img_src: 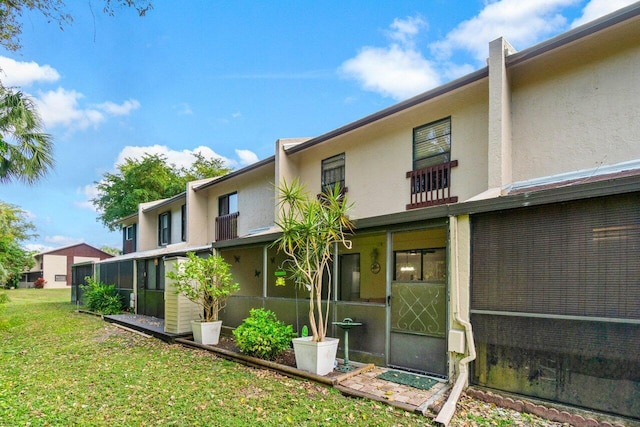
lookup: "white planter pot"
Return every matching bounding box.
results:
[191,320,222,345]
[292,336,339,376]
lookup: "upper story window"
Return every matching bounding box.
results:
[123,224,137,254]
[321,153,346,192]
[216,192,239,241]
[181,204,187,242]
[219,192,238,216]
[413,117,451,170]
[158,212,171,246]
[407,117,458,209]
[125,225,135,240]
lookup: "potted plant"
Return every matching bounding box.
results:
[166,252,239,345]
[274,179,353,375]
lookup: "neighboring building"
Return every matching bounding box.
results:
[83,5,640,420]
[22,243,114,289]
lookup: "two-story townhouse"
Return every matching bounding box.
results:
[212,6,640,420]
[78,4,640,421]
[93,192,210,318]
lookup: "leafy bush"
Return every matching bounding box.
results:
[81,277,124,315]
[233,308,295,361]
[33,277,46,289]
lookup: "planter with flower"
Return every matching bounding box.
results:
[274,179,353,375]
[166,252,239,345]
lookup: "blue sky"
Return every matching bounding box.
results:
[1,0,635,252]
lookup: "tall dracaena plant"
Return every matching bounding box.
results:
[274,178,353,342]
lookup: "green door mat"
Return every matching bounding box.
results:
[376,370,439,391]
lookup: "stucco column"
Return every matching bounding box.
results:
[488,37,517,191]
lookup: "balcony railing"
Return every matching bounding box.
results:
[406,160,458,210]
[215,212,239,241]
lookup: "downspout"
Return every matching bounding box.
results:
[435,216,476,426]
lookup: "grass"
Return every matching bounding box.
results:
[0,289,432,426]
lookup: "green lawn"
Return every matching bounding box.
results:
[0,289,432,426]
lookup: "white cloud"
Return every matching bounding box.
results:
[96,99,140,116]
[0,56,60,87]
[75,184,100,211]
[571,0,637,27]
[235,149,259,166]
[340,1,619,100]
[341,46,442,100]
[174,102,193,115]
[386,16,426,47]
[430,0,577,64]
[24,243,55,253]
[35,88,140,131]
[340,16,441,100]
[36,88,105,130]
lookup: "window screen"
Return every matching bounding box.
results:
[413,118,451,170]
[470,193,640,419]
[471,193,640,319]
[321,153,345,191]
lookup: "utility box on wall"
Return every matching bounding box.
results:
[448,329,466,354]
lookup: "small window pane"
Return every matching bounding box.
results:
[321,153,345,190]
[413,118,451,170]
[228,193,238,214]
[159,212,170,245]
[125,225,134,240]
[146,259,157,290]
[339,254,360,301]
[219,192,238,216]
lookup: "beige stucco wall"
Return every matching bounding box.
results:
[137,198,187,250]
[138,201,158,251]
[185,179,212,246]
[43,254,68,288]
[205,164,275,242]
[510,20,640,183]
[282,81,489,220]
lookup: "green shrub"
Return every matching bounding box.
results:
[81,277,124,315]
[233,308,295,361]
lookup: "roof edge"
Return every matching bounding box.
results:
[286,67,488,154]
[194,155,275,192]
[141,191,187,213]
[507,2,640,67]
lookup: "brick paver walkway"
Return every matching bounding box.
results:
[336,366,450,416]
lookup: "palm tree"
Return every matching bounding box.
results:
[0,88,54,184]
